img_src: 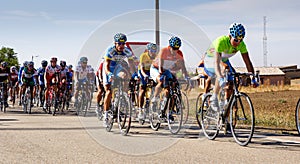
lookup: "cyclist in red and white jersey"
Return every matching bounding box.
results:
[43,57,61,109]
[9,66,19,101]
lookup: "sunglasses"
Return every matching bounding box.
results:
[117,42,126,45]
[233,38,243,43]
[150,49,157,53]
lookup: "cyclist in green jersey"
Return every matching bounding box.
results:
[203,23,259,111]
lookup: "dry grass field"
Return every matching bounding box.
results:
[186,83,300,131]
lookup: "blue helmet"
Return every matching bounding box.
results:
[80,57,88,63]
[229,23,245,40]
[23,61,28,67]
[146,42,157,52]
[114,33,127,43]
[169,36,182,49]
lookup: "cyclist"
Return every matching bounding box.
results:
[137,42,157,121]
[9,66,19,102]
[66,65,74,102]
[102,33,135,126]
[18,61,28,106]
[74,57,93,107]
[203,23,259,112]
[58,60,68,88]
[37,60,48,107]
[0,62,11,107]
[150,36,189,116]
[21,61,38,107]
[43,57,61,110]
[95,59,105,113]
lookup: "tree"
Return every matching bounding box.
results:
[0,47,19,67]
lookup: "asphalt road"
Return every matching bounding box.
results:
[1,103,300,163]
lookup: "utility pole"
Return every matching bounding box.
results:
[155,0,160,47]
[263,16,268,67]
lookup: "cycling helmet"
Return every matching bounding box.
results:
[68,64,73,69]
[50,57,58,62]
[169,36,182,49]
[23,61,28,67]
[60,60,66,67]
[41,60,48,67]
[80,57,88,63]
[146,42,157,52]
[10,66,16,72]
[28,61,34,66]
[229,23,246,40]
[114,33,127,43]
[1,61,8,68]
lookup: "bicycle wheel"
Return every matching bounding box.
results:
[295,99,300,135]
[117,94,132,136]
[181,92,189,124]
[201,93,219,140]
[12,87,16,107]
[52,92,56,116]
[149,98,161,131]
[106,110,114,132]
[167,93,183,134]
[27,88,32,114]
[22,94,27,113]
[230,92,255,146]
[195,93,203,128]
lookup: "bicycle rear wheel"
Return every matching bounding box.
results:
[201,93,219,140]
[230,92,255,146]
[117,94,132,136]
[181,92,189,124]
[26,89,32,114]
[167,93,183,134]
[295,99,300,135]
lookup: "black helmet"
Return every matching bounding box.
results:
[41,60,48,67]
[60,60,66,67]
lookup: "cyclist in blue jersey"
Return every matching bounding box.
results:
[37,60,48,107]
[102,33,135,127]
[18,61,28,106]
[66,65,74,101]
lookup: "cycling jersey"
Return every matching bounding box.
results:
[138,52,152,71]
[204,35,248,76]
[10,70,18,82]
[152,46,184,70]
[75,65,93,80]
[0,67,10,82]
[37,67,46,85]
[103,45,133,74]
[59,67,68,80]
[18,66,25,82]
[66,70,73,84]
[45,65,61,82]
[21,67,37,86]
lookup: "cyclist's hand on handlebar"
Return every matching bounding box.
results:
[252,79,259,88]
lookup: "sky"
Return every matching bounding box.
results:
[1,0,299,70]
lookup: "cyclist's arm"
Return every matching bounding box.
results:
[241,52,255,74]
[104,59,112,75]
[215,52,224,79]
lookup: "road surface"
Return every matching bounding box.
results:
[1,104,300,163]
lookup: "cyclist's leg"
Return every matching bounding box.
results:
[150,65,162,101]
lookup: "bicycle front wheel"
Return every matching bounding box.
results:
[117,94,132,136]
[295,98,300,135]
[195,93,203,128]
[230,92,255,146]
[167,93,183,134]
[201,93,219,140]
[181,92,189,124]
